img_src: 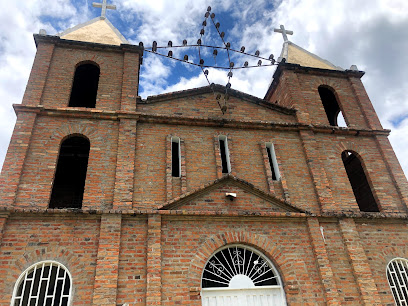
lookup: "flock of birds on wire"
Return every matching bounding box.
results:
[138,6,278,114]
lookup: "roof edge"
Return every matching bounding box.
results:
[141,84,296,115]
[158,174,307,213]
[264,60,365,100]
[57,16,129,44]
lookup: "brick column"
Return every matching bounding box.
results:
[113,118,137,210]
[22,42,55,106]
[0,212,9,245]
[339,218,381,305]
[92,214,122,305]
[349,77,383,130]
[0,112,37,207]
[374,135,408,211]
[146,214,162,305]
[307,218,340,305]
[120,52,140,112]
[299,130,335,212]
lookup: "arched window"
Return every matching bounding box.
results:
[341,150,379,212]
[68,63,100,108]
[387,258,408,305]
[49,136,90,209]
[201,245,286,305]
[318,86,346,127]
[11,261,72,306]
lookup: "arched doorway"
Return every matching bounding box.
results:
[201,245,286,305]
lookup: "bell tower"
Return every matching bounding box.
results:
[0,6,143,210]
[265,26,408,214]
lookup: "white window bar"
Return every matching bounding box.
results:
[266,142,280,181]
[11,260,72,306]
[202,245,283,289]
[218,135,231,174]
[387,258,408,306]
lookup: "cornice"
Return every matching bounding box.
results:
[33,34,144,56]
[13,104,391,136]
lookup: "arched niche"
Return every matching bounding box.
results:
[341,150,379,212]
[49,135,90,209]
[201,244,286,305]
[318,86,346,127]
[68,62,100,108]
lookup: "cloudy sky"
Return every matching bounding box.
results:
[0,0,407,178]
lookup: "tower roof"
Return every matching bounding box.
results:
[279,40,343,71]
[58,16,128,46]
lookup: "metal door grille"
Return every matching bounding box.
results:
[387,258,408,306]
[11,261,72,306]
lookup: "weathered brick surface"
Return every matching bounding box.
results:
[0,112,36,207]
[137,93,296,123]
[146,214,162,305]
[322,221,363,304]
[306,218,340,305]
[0,214,100,305]
[14,116,119,210]
[116,216,147,305]
[41,46,125,111]
[339,218,381,305]
[356,220,408,305]
[92,214,122,305]
[0,35,407,306]
[161,217,325,305]
[21,42,55,107]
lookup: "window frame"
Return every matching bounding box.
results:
[386,257,408,306]
[10,260,73,306]
[265,142,280,181]
[218,135,231,174]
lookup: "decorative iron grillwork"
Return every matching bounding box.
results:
[202,245,279,288]
[387,258,408,306]
[142,6,278,114]
[11,261,72,306]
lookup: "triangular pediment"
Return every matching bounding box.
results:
[138,85,296,123]
[159,175,305,213]
[59,17,128,46]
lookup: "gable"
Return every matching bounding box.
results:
[59,17,128,46]
[159,176,303,213]
[138,87,296,123]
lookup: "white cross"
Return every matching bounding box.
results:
[92,0,116,19]
[274,25,293,42]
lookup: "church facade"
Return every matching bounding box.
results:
[0,8,408,306]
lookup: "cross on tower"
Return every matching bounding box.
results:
[92,0,116,19]
[274,25,293,42]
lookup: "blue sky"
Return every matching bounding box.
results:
[0,0,407,177]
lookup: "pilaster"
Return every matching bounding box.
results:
[339,218,381,305]
[299,129,335,212]
[0,112,37,207]
[146,214,162,305]
[113,119,137,210]
[374,135,408,211]
[349,77,383,130]
[120,52,140,112]
[307,217,340,305]
[22,42,55,106]
[92,214,122,305]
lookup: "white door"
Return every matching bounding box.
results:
[202,286,285,306]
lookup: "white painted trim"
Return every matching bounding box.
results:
[266,142,280,181]
[10,260,73,306]
[218,135,231,174]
